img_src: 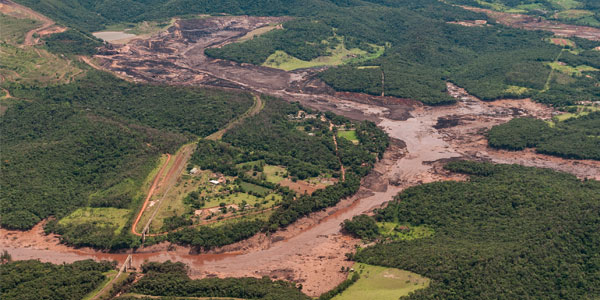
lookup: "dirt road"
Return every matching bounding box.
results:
[132,154,171,236]
[329,121,346,181]
[205,94,263,140]
[0,0,66,45]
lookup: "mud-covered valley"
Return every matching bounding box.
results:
[3,15,600,297]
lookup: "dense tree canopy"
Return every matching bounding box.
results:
[0,259,114,300]
[354,161,600,299]
[488,113,600,160]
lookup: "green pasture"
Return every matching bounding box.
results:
[59,207,130,234]
[332,263,430,300]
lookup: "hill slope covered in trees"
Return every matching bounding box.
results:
[352,161,600,299]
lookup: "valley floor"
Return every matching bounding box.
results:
[3,10,600,297]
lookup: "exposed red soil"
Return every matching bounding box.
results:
[132,154,171,236]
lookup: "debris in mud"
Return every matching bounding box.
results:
[434,116,461,129]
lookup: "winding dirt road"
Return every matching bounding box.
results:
[0,0,66,45]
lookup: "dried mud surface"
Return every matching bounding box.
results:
[3,16,600,297]
[462,6,600,41]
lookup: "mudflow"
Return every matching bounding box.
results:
[3,16,600,297]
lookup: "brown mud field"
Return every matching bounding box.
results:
[3,15,600,297]
[461,5,600,41]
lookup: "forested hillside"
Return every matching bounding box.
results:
[352,161,600,299]
[1,70,253,239]
[488,113,600,160]
[0,259,115,300]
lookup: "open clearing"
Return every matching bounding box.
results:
[546,61,598,76]
[332,263,429,300]
[0,43,83,85]
[548,38,575,47]
[263,41,384,71]
[337,130,359,143]
[0,13,42,44]
[59,207,130,234]
[552,104,600,123]
[0,0,66,45]
[0,4,82,86]
[377,222,434,241]
[238,23,282,42]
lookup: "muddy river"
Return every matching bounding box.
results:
[4,16,600,297]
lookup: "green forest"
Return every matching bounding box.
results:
[488,113,600,160]
[350,161,600,299]
[1,70,253,247]
[0,259,115,300]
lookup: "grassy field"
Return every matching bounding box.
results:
[0,12,84,86]
[548,0,582,10]
[552,105,600,123]
[555,9,594,20]
[0,43,84,86]
[59,207,130,234]
[333,263,430,300]
[546,61,598,76]
[377,222,434,241]
[504,85,532,96]
[263,165,287,184]
[203,191,281,208]
[337,130,359,143]
[0,14,42,44]
[263,40,383,71]
[144,161,284,231]
[121,294,246,300]
[240,181,271,195]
